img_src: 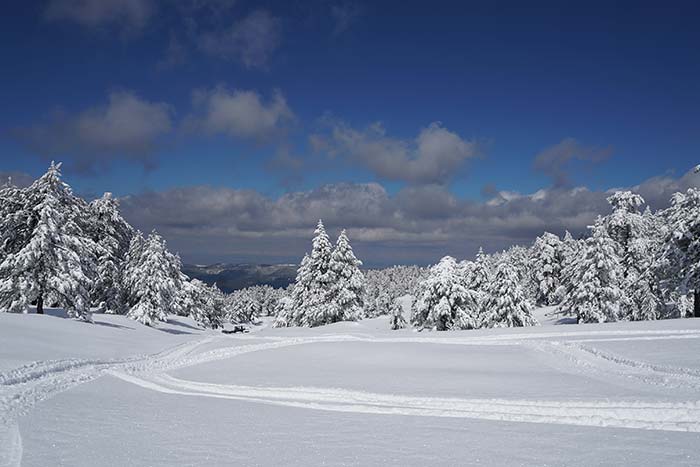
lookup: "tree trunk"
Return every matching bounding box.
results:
[694,289,700,318]
[36,295,44,315]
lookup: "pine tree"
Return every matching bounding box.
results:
[411,256,480,330]
[123,230,183,326]
[659,188,700,317]
[562,219,623,323]
[328,230,364,322]
[530,232,563,305]
[470,247,492,292]
[388,298,407,330]
[178,279,224,329]
[482,261,539,328]
[86,192,134,314]
[0,162,96,320]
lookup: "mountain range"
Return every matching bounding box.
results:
[182,263,297,293]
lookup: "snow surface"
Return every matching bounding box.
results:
[3,308,700,466]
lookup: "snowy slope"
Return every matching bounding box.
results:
[3,309,700,466]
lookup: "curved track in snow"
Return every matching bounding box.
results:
[108,371,700,433]
[3,324,700,467]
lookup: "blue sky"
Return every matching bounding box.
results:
[1,0,699,265]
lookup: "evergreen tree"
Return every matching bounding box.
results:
[123,230,183,326]
[87,192,134,313]
[562,219,623,323]
[659,188,700,317]
[556,230,584,303]
[178,279,224,329]
[470,247,492,292]
[0,162,96,320]
[411,256,480,330]
[482,261,538,328]
[530,232,563,305]
[328,230,364,322]
[389,298,407,330]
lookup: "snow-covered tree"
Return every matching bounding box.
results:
[327,230,364,322]
[412,256,480,330]
[530,232,563,305]
[502,245,537,303]
[470,247,492,292]
[659,187,700,317]
[86,192,134,313]
[274,220,341,327]
[482,261,538,328]
[388,298,407,330]
[363,265,426,317]
[123,230,183,326]
[562,219,623,323]
[178,279,224,329]
[556,230,585,303]
[0,162,96,320]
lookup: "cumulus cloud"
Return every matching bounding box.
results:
[632,166,700,210]
[12,91,172,172]
[122,166,700,266]
[198,10,281,69]
[45,0,155,31]
[533,137,613,187]
[119,179,617,266]
[310,120,477,185]
[187,86,294,143]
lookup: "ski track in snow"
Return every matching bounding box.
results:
[527,340,700,392]
[3,325,700,465]
[108,371,700,433]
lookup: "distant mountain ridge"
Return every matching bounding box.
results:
[182,263,297,293]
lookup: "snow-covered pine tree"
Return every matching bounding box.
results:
[659,187,700,317]
[328,229,364,322]
[274,253,311,327]
[178,279,224,329]
[470,247,492,292]
[389,298,407,330]
[605,191,645,275]
[304,220,336,326]
[502,245,537,303]
[530,232,563,306]
[273,220,337,327]
[561,218,623,323]
[0,178,29,265]
[411,256,480,330]
[481,261,538,328]
[86,192,134,314]
[556,230,584,303]
[123,230,183,326]
[0,162,96,320]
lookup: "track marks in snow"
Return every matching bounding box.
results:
[529,340,700,392]
[109,372,700,433]
[0,337,216,424]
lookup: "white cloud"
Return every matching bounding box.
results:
[13,91,172,172]
[311,120,477,184]
[188,86,294,142]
